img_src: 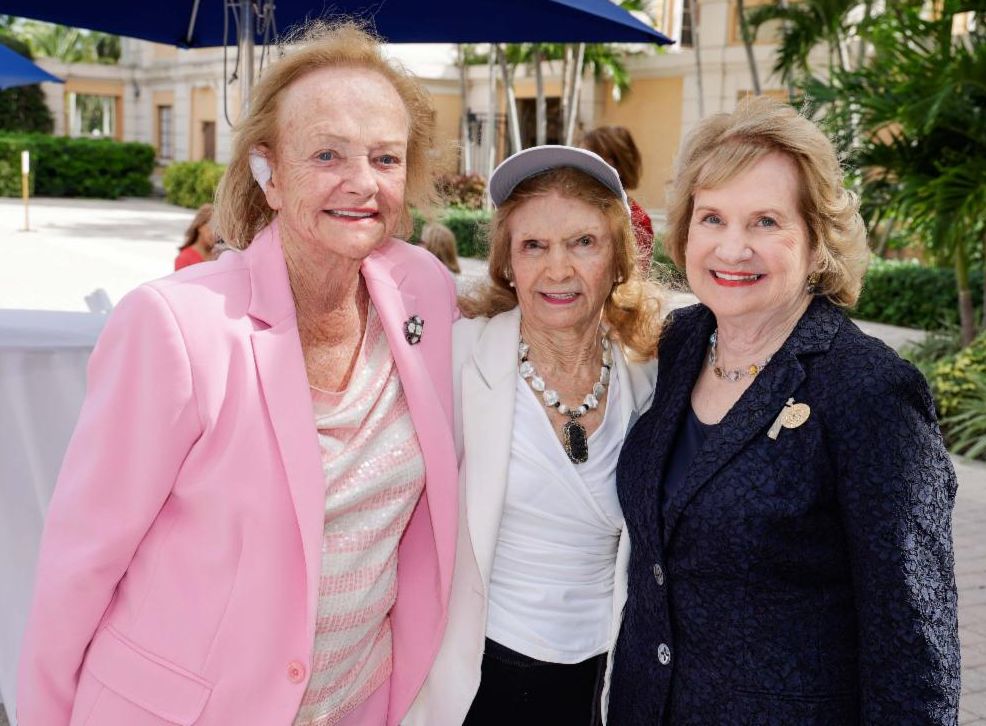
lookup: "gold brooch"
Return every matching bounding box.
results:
[767,397,811,440]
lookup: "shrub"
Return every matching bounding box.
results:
[929,333,986,462]
[163,160,225,208]
[0,35,55,134]
[0,133,154,198]
[435,173,486,210]
[941,371,986,461]
[928,332,986,420]
[441,207,489,258]
[854,258,984,330]
[410,207,491,259]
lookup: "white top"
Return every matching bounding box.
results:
[486,356,625,663]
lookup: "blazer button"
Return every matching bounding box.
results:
[652,563,665,586]
[287,660,307,684]
[657,643,672,666]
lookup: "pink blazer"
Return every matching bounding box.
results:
[17,223,459,725]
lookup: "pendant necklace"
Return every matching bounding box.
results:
[518,333,612,464]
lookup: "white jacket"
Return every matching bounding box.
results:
[405,306,658,725]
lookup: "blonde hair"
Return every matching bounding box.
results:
[581,126,643,190]
[665,96,869,308]
[460,167,663,360]
[421,222,460,274]
[180,203,214,250]
[215,21,439,249]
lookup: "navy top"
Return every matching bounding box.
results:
[661,406,715,522]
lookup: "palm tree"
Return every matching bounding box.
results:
[745,0,858,89]
[17,20,120,64]
[806,0,986,344]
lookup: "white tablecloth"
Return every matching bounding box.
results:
[0,310,105,724]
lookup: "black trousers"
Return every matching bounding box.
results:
[464,638,607,726]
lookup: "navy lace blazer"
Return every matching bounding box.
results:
[609,298,960,725]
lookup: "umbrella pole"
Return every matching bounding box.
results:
[239,0,254,114]
[21,151,30,233]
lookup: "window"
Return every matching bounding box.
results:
[680,0,694,48]
[158,105,173,160]
[68,93,117,138]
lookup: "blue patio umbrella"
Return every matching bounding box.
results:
[0,43,64,90]
[0,0,672,46]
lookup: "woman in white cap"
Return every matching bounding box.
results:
[406,146,664,725]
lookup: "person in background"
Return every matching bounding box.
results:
[581,126,654,273]
[18,21,459,726]
[174,202,216,270]
[608,96,959,724]
[406,146,662,726]
[421,221,461,274]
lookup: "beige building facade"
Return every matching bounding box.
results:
[33,0,792,215]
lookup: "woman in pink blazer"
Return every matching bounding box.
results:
[17,22,458,726]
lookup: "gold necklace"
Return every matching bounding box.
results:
[707,329,771,382]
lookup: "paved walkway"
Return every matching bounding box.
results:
[0,197,982,724]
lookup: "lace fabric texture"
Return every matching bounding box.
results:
[609,298,960,725]
[294,304,425,726]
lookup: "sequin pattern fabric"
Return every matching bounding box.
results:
[294,304,425,726]
[609,299,960,725]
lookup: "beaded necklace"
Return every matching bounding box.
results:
[518,334,613,464]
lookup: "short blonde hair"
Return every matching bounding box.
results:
[215,21,439,248]
[421,222,460,274]
[665,96,868,307]
[460,167,663,360]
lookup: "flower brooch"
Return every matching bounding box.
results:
[404,315,424,345]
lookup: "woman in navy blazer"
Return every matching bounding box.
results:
[609,97,960,724]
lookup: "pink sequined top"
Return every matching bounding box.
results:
[294,304,425,726]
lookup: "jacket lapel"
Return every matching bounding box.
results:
[245,223,326,633]
[362,244,458,601]
[662,298,844,547]
[463,308,521,589]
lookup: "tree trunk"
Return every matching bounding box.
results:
[458,45,472,175]
[855,0,873,70]
[533,46,547,146]
[955,240,976,347]
[560,45,572,135]
[871,217,896,258]
[737,0,761,94]
[483,51,497,186]
[690,0,705,118]
[777,0,796,101]
[497,44,523,154]
[981,230,986,332]
[564,43,586,145]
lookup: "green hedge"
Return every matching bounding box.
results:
[411,207,491,258]
[854,258,984,330]
[0,133,154,198]
[162,160,226,208]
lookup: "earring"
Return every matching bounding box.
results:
[509,281,516,288]
[615,274,624,284]
[806,272,821,294]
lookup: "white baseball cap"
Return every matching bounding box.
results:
[488,145,630,212]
